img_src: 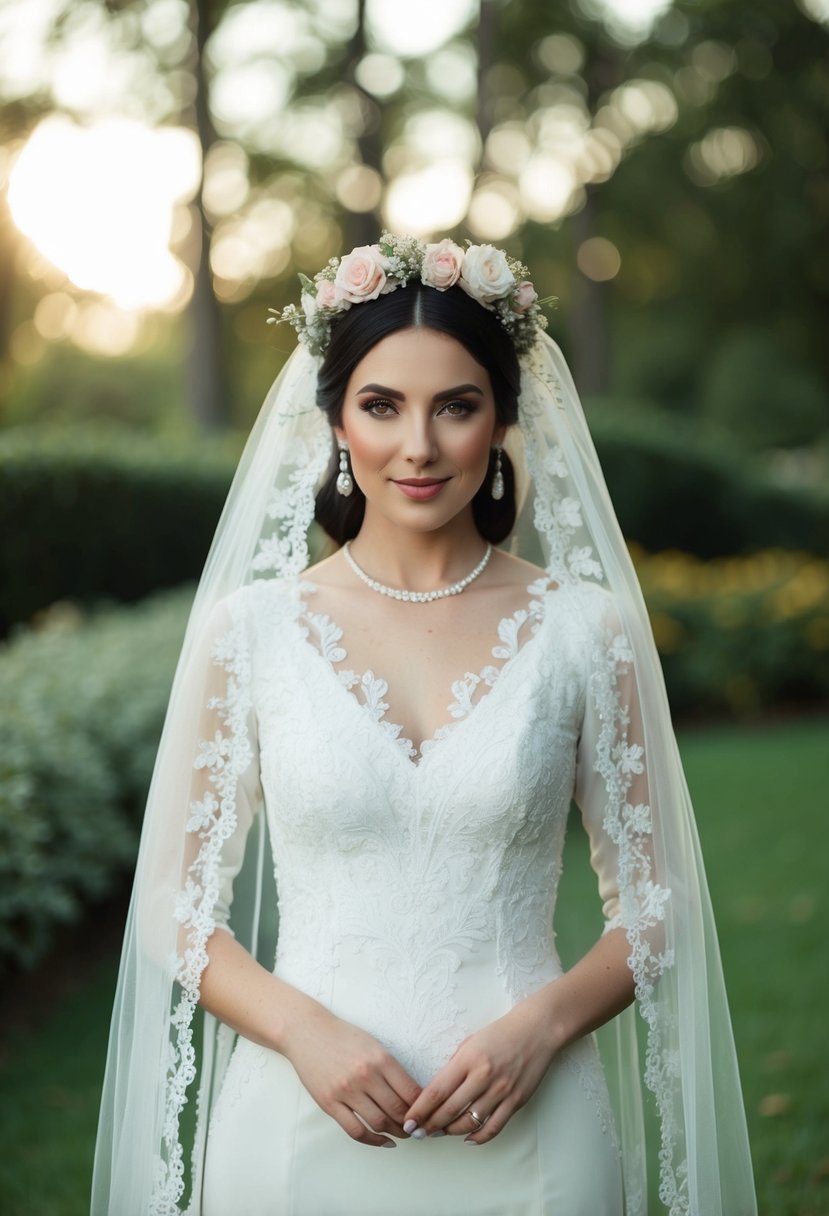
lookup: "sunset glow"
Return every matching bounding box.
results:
[8,115,200,311]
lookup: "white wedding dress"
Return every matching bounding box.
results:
[199,574,628,1215]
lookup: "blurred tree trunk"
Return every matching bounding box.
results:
[345,0,383,248]
[186,0,228,430]
[567,187,610,397]
[565,47,622,398]
[476,0,497,152]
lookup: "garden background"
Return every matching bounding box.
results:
[0,0,827,1212]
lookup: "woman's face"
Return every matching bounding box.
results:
[335,327,505,535]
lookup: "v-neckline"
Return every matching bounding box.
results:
[291,576,555,770]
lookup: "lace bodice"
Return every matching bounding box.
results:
[198,577,630,1087]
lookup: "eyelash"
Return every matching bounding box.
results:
[359,398,478,419]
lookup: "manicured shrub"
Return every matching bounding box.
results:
[0,428,237,635]
[0,587,191,973]
[635,546,829,717]
[589,406,829,559]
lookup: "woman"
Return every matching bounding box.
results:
[92,236,756,1215]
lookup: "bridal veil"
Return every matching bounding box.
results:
[91,322,756,1215]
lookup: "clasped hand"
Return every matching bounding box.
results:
[287,993,556,1148]
[402,993,556,1145]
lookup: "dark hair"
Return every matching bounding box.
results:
[314,282,520,545]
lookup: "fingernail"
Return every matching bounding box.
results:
[403,1119,418,1135]
[381,1140,396,1148]
[430,1130,447,1138]
[464,1138,479,1145]
[412,1127,427,1140]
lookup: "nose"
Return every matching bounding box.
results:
[402,411,438,468]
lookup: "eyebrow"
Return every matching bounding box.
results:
[355,382,485,402]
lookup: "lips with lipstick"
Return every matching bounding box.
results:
[392,477,451,500]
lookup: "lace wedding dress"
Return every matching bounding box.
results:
[198,572,630,1216]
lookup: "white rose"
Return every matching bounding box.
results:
[459,244,515,304]
[421,239,464,290]
[334,246,387,303]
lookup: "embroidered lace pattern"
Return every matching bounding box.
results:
[150,597,255,1215]
[587,622,681,1214]
[519,352,604,587]
[252,429,332,580]
[297,577,551,763]
[154,577,673,1209]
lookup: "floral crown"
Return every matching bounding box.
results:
[269,233,549,358]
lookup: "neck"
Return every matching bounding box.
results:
[347,507,488,591]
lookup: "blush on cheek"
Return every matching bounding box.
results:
[448,427,494,471]
[344,428,397,471]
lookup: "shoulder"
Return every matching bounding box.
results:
[489,549,549,590]
[204,577,304,641]
[542,578,621,647]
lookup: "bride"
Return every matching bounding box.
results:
[92,236,756,1215]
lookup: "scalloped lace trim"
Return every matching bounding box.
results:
[150,608,253,1215]
[588,629,684,1215]
[298,576,552,763]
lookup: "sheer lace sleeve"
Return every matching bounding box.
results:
[573,590,668,961]
[182,595,263,938]
[171,591,264,962]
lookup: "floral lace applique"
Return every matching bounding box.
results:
[588,617,683,1213]
[154,596,255,1214]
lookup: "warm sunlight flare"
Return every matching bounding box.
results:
[8,115,200,311]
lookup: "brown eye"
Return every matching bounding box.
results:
[441,400,476,417]
[362,398,397,417]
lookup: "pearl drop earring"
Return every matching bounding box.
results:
[336,443,353,497]
[491,445,504,501]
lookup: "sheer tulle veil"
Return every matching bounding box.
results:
[92,303,756,1213]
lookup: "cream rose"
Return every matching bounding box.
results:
[459,244,515,303]
[513,280,537,314]
[334,246,387,303]
[421,239,464,290]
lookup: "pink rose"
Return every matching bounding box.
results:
[421,239,464,290]
[513,280,537,314]
[316,279,343,310]
[334,246,387,303]
[459,244,515,304]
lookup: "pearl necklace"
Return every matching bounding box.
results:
[343,542,493,603]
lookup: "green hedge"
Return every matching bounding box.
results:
[0,587,191,974]
[587,404,829,560]
[2,421,828,633]
[0,429,238,635]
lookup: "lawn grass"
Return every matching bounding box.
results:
[0,717,826,1215]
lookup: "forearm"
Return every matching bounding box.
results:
[199,928,422,1146]
[531,926,635,1054]
[198,927,320,1054]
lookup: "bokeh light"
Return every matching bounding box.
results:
[8,115,200,311]
[577,237,622,281]
[366,0,476,57]
[384,162,472,237]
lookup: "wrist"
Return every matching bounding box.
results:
[521,982,571,1056]
[270,983,328,1057]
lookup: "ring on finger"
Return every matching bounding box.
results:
[468,1109,488,1129]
